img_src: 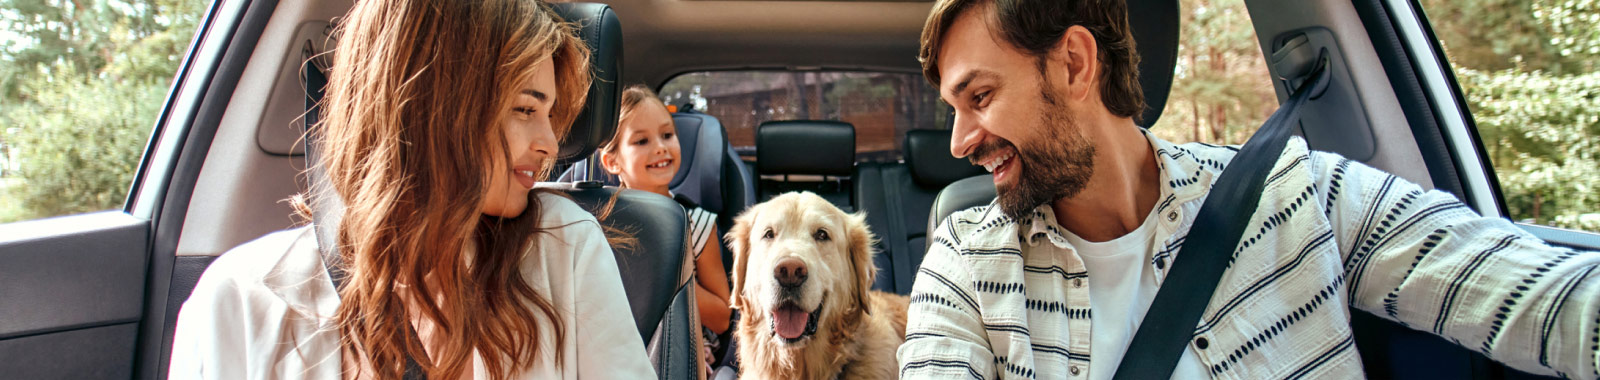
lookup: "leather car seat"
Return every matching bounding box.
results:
[755,120,856,211]
[854,129,984,294]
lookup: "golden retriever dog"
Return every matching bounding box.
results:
[726,192,910,380]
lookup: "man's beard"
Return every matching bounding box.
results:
[970,87,1096,221]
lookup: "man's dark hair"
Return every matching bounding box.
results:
[919,0,1144,122]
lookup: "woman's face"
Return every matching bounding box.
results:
[482,58,560,218]
[602,100,679,194]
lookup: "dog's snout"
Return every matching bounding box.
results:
[774,258,808,288]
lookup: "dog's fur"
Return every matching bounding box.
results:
[726,192,910,380]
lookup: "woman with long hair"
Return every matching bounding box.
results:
[168,0,653,378]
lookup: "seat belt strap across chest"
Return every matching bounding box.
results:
[305,54,430,380]
[1111,50,1329,380]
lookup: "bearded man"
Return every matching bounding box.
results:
[897,0,1600,379]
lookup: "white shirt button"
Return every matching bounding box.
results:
[1069,365,1081,376]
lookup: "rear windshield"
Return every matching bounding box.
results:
[659,71,951,162]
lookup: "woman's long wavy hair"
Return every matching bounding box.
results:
[313,0,590,378]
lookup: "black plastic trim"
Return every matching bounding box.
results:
[1399,0,1510,217]
[0,322,140,379]
[0,213,149,341]
[1348,0,1465,197]
[124,0,228,213]
[130,0,280,377]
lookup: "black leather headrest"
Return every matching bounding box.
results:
[757,120,855,176]
[1131,0,1179,127]
[551,3,623,165]
[926,174,996,252]
[905,129,985,188]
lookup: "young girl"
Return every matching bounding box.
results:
[599,85,734,369]
[168,0,653,378]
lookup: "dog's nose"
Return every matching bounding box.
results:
[774,258,808,288]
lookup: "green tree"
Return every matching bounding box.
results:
[1153,0,1276,145]
[1424,0,1600,231]
[1,0,202,223]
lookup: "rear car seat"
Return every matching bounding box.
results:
[669,111,753,275]
[555,111,752,222]
[755,120,856,211]
[854,129,985,294]
[537,4,701,379]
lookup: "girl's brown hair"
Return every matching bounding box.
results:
[599,84,667,155]
[315,0,590,378]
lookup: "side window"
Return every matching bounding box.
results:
[1418,0,1600,233]
[1149,0,1276,145]
[0,1,206,224]
[658,71,950,162]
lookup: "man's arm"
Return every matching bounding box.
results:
[897,219,999,379]
[1314,151,1600,379]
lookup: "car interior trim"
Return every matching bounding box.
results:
[1381,0,1504,218]
[135,0,280,377]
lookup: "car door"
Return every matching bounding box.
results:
[1242,0,1597,378]
[0,0,277,378]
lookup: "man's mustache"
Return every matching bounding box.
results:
[968,138,1017,166]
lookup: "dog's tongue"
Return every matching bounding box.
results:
[774,305,809,339]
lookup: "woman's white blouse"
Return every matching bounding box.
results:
[168,193,655,379]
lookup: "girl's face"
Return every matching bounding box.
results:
[602,100,680,195]
[482,59,560,218]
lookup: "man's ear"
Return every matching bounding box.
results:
[1050,25,1100,101]
[846,211,878,315]
[725,206,759,312]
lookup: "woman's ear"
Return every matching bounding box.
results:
[846,212,877,315]
[725,207,758,312]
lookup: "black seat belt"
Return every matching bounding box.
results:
[303,47,430,380]
[1111,47,1330,380]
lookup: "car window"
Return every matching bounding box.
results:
[1147,0,1275,146]
[0,1,205,224]
[1152,0,1273,146]
[659,71,950,162]
[1417,0,1600,233]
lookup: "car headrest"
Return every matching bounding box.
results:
[550,2,623,165]
[926,174,997,252]
[905,129,984,188]
[1131,0,1179,127]
[757,120,855,176]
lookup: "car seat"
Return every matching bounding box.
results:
[855,129,985,294]
[755,120,856,211]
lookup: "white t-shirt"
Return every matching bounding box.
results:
[1063,209,1209,380]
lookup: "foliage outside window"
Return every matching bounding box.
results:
[1,0,203,224]
[1421,0,1600,232]
[1147,0,1276,147]
[659,71,950,163]
[1155,0,1600,233]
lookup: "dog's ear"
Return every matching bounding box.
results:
[846,211,878,315]
[725,206,759,312]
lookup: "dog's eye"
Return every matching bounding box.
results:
[813,228,830,241]
[762,227,775,240]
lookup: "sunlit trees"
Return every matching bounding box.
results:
[0,0,200,222]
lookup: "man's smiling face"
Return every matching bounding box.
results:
[937,7,1098,220]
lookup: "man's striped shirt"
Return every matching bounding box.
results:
[896,133,1600,379]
